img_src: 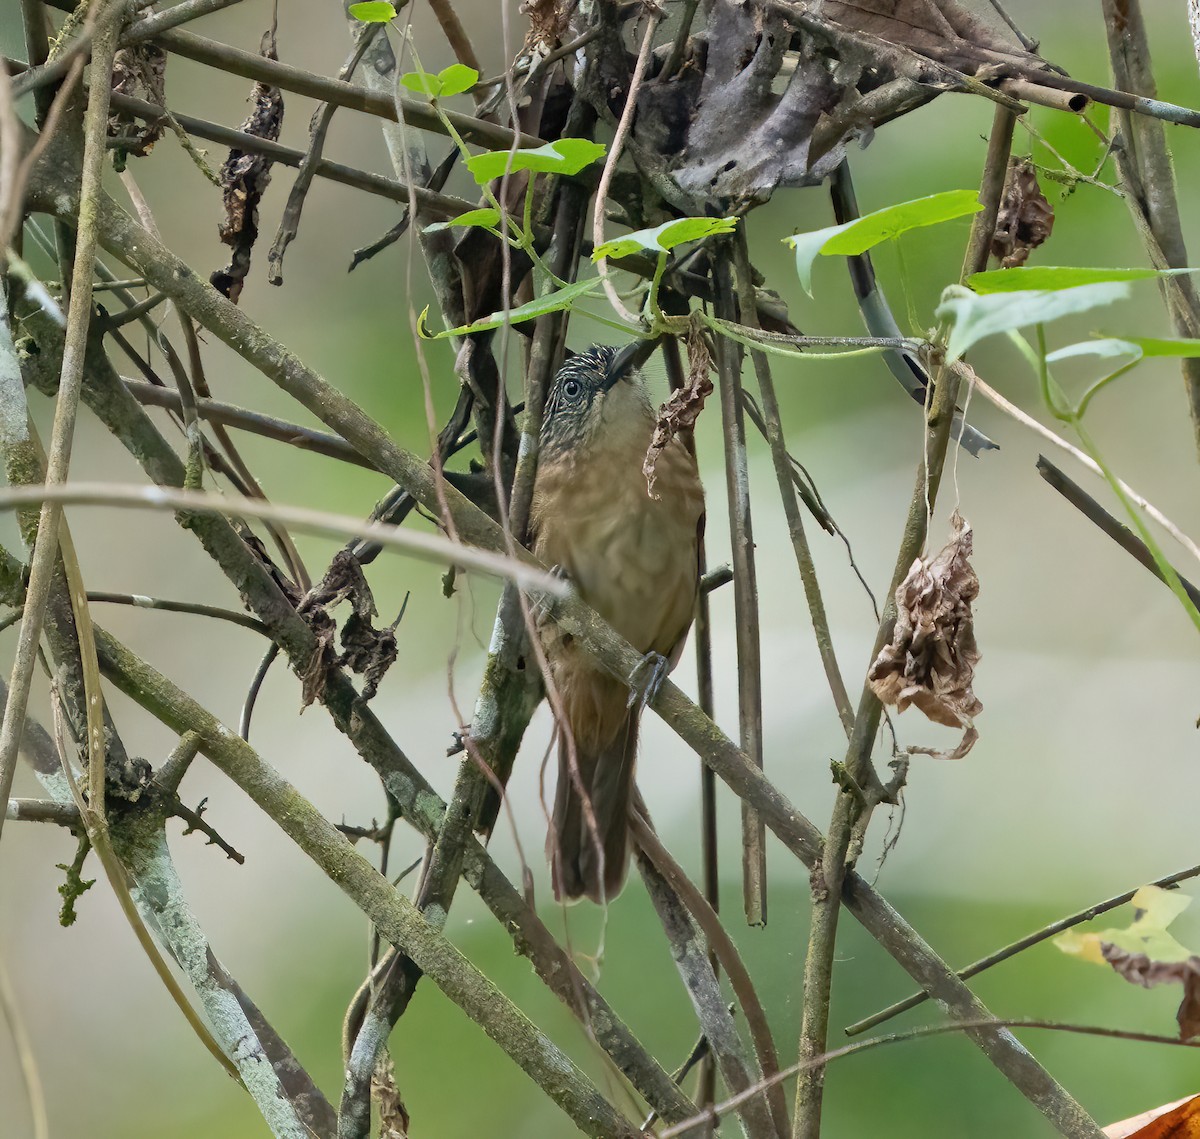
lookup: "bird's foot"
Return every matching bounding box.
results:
[627,651,671,710]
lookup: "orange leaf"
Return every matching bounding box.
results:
[1104,1095,1200,1138]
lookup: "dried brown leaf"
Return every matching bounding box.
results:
[372,1050,410,1139]
[643,326,712,498]
[991,158,1054,268]
[107,42,167,169]
[210,29,284,304]
[1101,944,1200,1041]
[1105,1095,1200,1138]
[868,510,981,759]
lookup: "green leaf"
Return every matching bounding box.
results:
[783,190,981,296]
[1119,335,1200,358]
[936,282,1131,362]
[423,208,502,234]
[419,277,602,338]
[592,216,738,261]
[1044,338,1142,365]
[1056,886,1195,967]
[465,139,606,185]
[968,266,1197,293]
[436,64,478,97]
[400,71,441,97]
[348,1,397,22]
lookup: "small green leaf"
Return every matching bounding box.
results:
[420,277,602,338]
[936,282,1131,362]
[465,139,606,185]
[436,64,478,97]
[593,216,738,261]
[1118,335,1200,358]
[401,70,441,97]
[783,190,981,296]
[822,190,982,255]
[348,1,397,22]
[424,208,502,234]
[968,266,1197,293]
[1044,338,1142,365]
[1056,886,1195,967]
[783,222,847,296]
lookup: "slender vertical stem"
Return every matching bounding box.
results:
[0,0,128,843]
[732,233,853,736]
[1100,0,1200,463]
[793,105,1017,1139]
[713,253,767,927]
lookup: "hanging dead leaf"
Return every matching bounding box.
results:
[107,41,167,170]
[643,323,712,498]
[990,157,1055,268]
[210,28,284,303]
[1105,1095,1200,1139]
[868,510,981,760]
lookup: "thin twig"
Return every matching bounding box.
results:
[1036,455,1200,609]
[792,105,1017,1139]
[0,954,49,1139]
[592,14,659,326]
[122,379,375,468]
[0,1,127,844]
[845,856,1200,1037]
[961,364,1200,568]
[633,810,789,1139]
[732,233,853,736]
[93,629,650,1139]
[1101,0,1200,462]
[0,481,564,594]
[712,254,767,928]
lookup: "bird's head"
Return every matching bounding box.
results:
[539,341,658,463]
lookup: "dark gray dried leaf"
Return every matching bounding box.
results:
[868,510,981,760]
[637,0,1041,210]
[299,608,338,710]
[643,325,712,497]
[107,42,167,170]
[339,611,398,702]
[1101,944,1200,1041]
[305,550,378,620]
[991,158,1055,268]
[211,29,284,304]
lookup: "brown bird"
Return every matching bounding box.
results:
[530,344,705,903]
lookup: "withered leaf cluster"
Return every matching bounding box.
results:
[299,552,398,707]
[107,42,167,171]
[210,30,284,304]
[868,511,981,760]
[991,157,1055,268]
[643,324,713,498]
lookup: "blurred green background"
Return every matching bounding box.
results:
[1,2,1199,1136]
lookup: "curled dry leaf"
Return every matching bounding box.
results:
[300,551,397,703]
[868,510,981,760]
[1104,1095,1200,1139]
[107,41,167,170]
[643,324,713,498]
[210,29,284,303]
[990,157,1054,269]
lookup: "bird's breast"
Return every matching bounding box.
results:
[532,436,703,656]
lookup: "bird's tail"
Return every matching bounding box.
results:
[549,707,640,904]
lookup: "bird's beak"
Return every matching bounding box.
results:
[601,337,661,391]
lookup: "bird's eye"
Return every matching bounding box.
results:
[562,379,582,399]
